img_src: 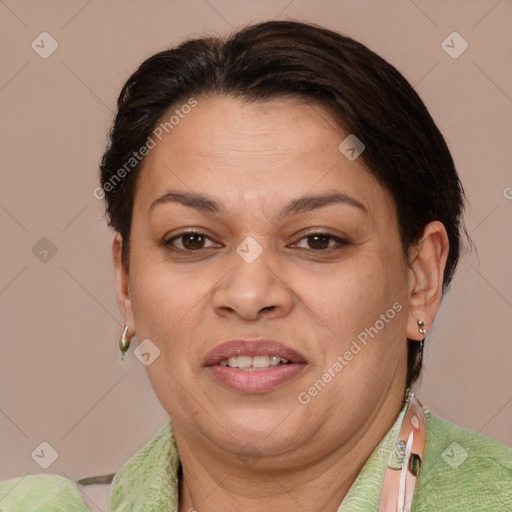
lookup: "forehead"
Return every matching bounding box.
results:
[133,94,394,221]
[153,95,346,162]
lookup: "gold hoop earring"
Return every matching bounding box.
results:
[119,325,131,360]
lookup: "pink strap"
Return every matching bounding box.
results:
[378,392,426,512]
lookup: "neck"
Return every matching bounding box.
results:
[176,389,406,512]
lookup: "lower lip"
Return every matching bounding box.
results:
[208,363,306,393]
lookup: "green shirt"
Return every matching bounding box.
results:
[1,403,511,511]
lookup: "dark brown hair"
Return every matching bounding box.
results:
[99,20,468,388]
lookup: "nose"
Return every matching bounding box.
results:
[211,244,294,322]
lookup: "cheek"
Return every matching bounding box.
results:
[129,256,205,346]
[307,266,408,395]
[128,260,207,413]
[303,250,406,340]
[310,261,409,394]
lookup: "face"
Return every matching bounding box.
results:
[117,95,416,466]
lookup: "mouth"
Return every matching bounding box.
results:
[204,339,306,393]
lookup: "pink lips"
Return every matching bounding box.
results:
[204,339,307,394]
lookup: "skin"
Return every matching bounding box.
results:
[113,95,449,511]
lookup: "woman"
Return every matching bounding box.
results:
[1,20,510,512]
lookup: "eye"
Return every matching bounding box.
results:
[163,230,348,253]
[164,231,221,251]
[292,232,348,251]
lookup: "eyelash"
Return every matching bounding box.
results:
[163,230,349,254]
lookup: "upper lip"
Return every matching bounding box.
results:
[204,339,306,366]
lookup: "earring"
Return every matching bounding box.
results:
[119,325,131,360]
[417,320,426,336]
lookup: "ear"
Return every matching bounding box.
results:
[406,221,450,341]
[113,233,135,337]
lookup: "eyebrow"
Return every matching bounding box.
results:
[148,190,368,218]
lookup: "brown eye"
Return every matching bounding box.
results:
[181,233,206,250]
[165,231,220,252]
[306,233,331,250]
[293,232,347,251]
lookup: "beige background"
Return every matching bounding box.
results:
[1,0,511,509]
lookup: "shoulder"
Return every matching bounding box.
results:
[0,473,90,511]
[413,409,512,511]
[109,421,179,512]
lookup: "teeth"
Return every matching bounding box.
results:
[219,355,290,370]
[252,355,270,367]
[269,355,280,366]
[237,355,252,369]
[227,357,238,368]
